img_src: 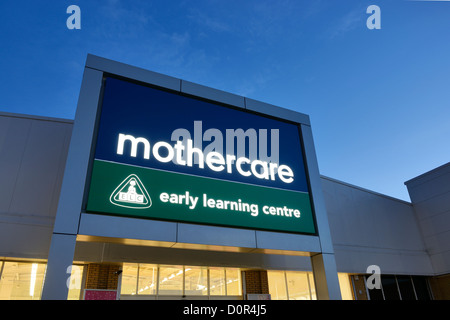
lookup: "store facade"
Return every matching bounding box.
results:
[0,55,448,300]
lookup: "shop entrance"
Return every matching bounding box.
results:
[78,262,337,300]
[119,264,242,300]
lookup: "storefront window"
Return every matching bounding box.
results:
[308,273,317,300]
[412,276,431,300]
[0,262,46,300]
[338,273,353,300]
[365,274,431,300]
[158,265,183,296]
[121,263,138,295]
[138,264,157,295]
[267,271,288,300]
[396,275,416,300]
[184,266,208,296]
[67,265,84,300]
[381,275,400,300]
[120,264,242,298]
[268,271,317,300]
[209,268,226,295]
[0,261,85,300]
[286,271,311,300]
[226,268,242,296]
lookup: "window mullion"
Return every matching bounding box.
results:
[224,268,227,296]
[284,272,289,300]
[182,266,185,296]
[136,264,140,295]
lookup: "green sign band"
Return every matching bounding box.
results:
[86,160,316,234]
[87,160,315,234]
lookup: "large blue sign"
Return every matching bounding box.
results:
[87,76,316,234]
[94,77,309,193]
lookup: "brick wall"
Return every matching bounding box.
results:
[243,270,269,295]
[85,264,121,290]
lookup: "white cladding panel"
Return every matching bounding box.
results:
[0,113,72,259]
[321,176,434,275]
[406,163,450,275]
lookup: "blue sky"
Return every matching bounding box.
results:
[1,0,449,201]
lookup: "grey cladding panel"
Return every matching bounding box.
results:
[9,120,72,217]
[181,80,245,109]
[245,98,310,126]
[255,231,321,253]
[78,213,177,243]
[85,54,181,92]
[0,116,31,214]
[176,223,256,248]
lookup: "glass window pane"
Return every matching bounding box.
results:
[412,276,431,300]
[308,273,317,300]
[267,271,288,300]
[396,275,416,300]
[138,264,157,295]
[338,273,354,300]
[286,271,311,300]
[121,263,138,295]
[0,262,46,300]
[381,275,400,300]
[67,265,84,300]
[226,268,241,296]
[365,274,384,300]
[158,265,183,296]
[209,268,226,296]
[185,266,208,296]
[367,286,384,299]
